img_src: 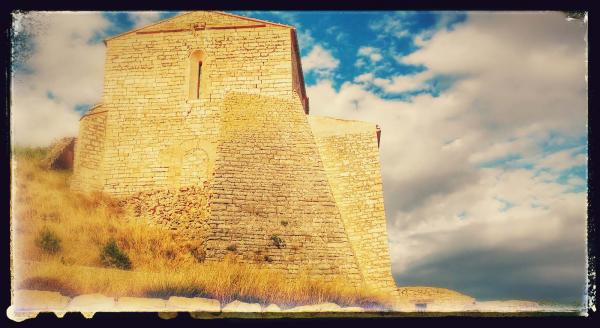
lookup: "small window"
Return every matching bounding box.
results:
[188,50,205,100]
[196,62,202,99]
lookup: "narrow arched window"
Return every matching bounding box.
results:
[188,50,205,100]
[196,62,202,99]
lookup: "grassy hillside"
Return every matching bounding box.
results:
[11,147,393,308]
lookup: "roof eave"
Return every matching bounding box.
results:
[103,10,294,45]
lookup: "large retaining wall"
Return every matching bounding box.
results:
[205,92,362,283]
[309,116,397,293]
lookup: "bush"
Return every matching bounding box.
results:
[226,243,237,252]
[100,239,132,270]
[36,227,61,254]
[270,235,285,249]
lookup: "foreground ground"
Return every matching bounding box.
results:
[11,147,393,309]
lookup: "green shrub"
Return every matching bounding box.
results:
[100,239,132,270]
[270,235,285,249]
[36,227,61,254]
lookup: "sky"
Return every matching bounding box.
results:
[11,11,588,305]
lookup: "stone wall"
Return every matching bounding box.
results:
[309,116,397,293]
[71,105,107,192]
[205,92,362,283]
[119,185,210,244]
[71,11,396,290]
[95,12,299,196]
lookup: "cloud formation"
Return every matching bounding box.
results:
[301,44,339,78]
[307,12,587,302]
[11,12,109,146]
[129,12,162,28]
[357,46,383,63]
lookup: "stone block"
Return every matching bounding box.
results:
[222,300,261,312]
[115,297,167,311]
[166,296,221,312]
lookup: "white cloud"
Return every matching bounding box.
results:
[11,12,109,146]
[301,44,339,78]
[536,147,587,172]
[389,166,586,265]
[325,25,347,43]
[371,71,433,94]
[354,73,374,83]
[129,11,162,28]
[297,29,315,50]
[369,12,412,39]
[357,46,383,63]
[307,12,587,298]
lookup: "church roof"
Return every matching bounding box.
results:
[104,11,295,44]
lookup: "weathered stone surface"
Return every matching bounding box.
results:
[310,116,397,294]
[67,293,116,312]
[13,289,70,311]
[263,304,281,312]
[285,302,342,312]
[205,93,363,284]
[222,300,261,312]
[118,186,210,243]
[166,296,220,312]
[41,137,76,170]
[70,10,397,292]
[115,297,166,311]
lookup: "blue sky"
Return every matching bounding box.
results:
[11,11,588,305]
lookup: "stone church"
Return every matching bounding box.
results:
[71,11,397,294]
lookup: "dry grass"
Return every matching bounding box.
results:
[11,147,394,309]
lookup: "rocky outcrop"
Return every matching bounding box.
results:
[41,137,76,170]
